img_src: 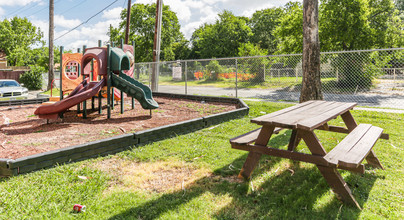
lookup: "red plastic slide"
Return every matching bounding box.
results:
[34,78,107,120]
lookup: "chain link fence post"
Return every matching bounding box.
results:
[185,60,187,95]
[235,58,238,98]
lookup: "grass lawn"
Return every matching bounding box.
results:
[0,101,402,219]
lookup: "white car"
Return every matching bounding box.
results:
[0,79,29,101]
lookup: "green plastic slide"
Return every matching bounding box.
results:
[111,72,159,109]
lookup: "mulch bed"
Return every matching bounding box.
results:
[0,97,237,159]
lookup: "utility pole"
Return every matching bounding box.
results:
[48,0,54,91]
[151,0,162,92]
[124,0,132,44]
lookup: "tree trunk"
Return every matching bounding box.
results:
[47,0,54,91]
[300,0,323,103]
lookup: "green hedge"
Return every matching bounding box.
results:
[19,65,44,90]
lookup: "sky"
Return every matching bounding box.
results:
[0,0,294,51]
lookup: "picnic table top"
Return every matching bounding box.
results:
[251,100,357,130]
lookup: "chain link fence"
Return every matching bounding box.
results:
[134,48,404,109]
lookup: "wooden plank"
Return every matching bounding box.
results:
[231,143,330,166]
[297,102,357,130]
[317,125,389,140]
[229,127,283,145]
[338,126,383,168]
[229,128,262,145]
[251,100,317,125]
[265,101,334,128]
[317,125,350,133]
[324,124,372,165]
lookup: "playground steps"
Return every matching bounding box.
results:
[111,73,158,109]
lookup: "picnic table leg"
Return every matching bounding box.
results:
[317,165,361,209]
[300,130,360,208]
[287,129,301,151]
[365,150,384,169]
[341,111,358,132]
[238,125,275,179]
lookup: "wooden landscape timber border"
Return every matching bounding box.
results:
[0,92,249,177]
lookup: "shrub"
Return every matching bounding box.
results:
[206,60,223,80]
[19,65,44,90]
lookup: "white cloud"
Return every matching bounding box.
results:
[0,7,4,17]
[55,18,121,51]
[54,15,81,29]
[102,7,123,20]
[241,2,276,17]
[0,0,41,6]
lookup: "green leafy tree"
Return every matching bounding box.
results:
[110,3,189,62]
[19,65,45,90]
[249,7,285,54]
[205,60,224,80]
[0,17,44,66]
[238,42,268,82]
[273,2,303,54]
[190,10,253,59]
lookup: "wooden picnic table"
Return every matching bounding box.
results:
[230,100,388,209]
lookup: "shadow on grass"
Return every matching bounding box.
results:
[106,131,378,219]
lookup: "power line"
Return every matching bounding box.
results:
[4,2,39,18]
[58,0,88,15]
[26,0,63,17]
[55,0,119,41]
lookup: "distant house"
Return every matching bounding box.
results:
[0,50,7,69]
[0,49,30,82]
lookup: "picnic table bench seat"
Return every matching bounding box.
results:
[324,124,384,169]
[230,127,283,145]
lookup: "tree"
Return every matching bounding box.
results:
[0,17,44,66]
[300,0,323,102]
[249,7,285,54]
[110,3,189,62]
[238,42,268,82]
[190,11,252,59]
[273,2,303,54]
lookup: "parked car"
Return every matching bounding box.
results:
[0,79,28,101]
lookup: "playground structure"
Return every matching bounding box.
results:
[34,40,158,120]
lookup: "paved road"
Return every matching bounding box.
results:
[28,84,404,110]
[158,85,404,110]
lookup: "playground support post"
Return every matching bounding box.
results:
[59,46,64,119]
[111,41,115,110]
[120,39,124,114]
[76,48,81,114]
[131,40,135,109]
[82,45,87,119]
[59,46,64,101]
[98,40,102,114]
[107,44,112,119]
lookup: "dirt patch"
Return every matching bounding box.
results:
[0,97,237,159]
[95,158,212,193]
[93,157,243,195]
